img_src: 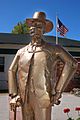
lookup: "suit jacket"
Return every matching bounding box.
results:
[8,41,78,104]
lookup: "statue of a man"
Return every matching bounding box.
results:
[8,12,78,120]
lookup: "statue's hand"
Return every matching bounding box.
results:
[10,95,21,111]
[51,92,62,106]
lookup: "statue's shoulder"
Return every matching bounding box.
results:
[44,42,65,56]
[45,42,62,50]
[17,45,29,55]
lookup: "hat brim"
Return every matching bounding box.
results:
[26,18,53,33]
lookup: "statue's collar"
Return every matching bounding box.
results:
[27,42,45,53]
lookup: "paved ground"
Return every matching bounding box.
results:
[52,93,80,120]
[0,93,9,120]
[0,93,80,120]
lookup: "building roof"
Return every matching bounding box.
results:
[0,33,31,44]
[0,33,80,47]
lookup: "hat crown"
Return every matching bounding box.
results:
[33,12,46,21]
[26,11,53,33]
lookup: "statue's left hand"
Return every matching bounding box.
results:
[50,92,62,106]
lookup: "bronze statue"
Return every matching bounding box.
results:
[8,12,78,120]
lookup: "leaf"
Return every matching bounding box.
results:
[67,118,74,120]
[12,21,29,34]
[76,117,80,120]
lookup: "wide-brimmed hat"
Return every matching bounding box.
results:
[26,12,53,33]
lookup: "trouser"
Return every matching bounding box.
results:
[21,91,52,120]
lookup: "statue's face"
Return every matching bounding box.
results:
[29,21,45,37]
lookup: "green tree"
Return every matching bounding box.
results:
[12,21,29,34]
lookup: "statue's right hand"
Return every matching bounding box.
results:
[10,95,21,111]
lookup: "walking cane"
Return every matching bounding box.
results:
[14,106,16,120]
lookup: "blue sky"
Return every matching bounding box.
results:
[0,0,80,41]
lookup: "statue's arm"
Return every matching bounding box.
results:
[8,51,20,98]
[51,45,78,105]
[55,45,78,93]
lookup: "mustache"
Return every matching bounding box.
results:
[29,28,36,36]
